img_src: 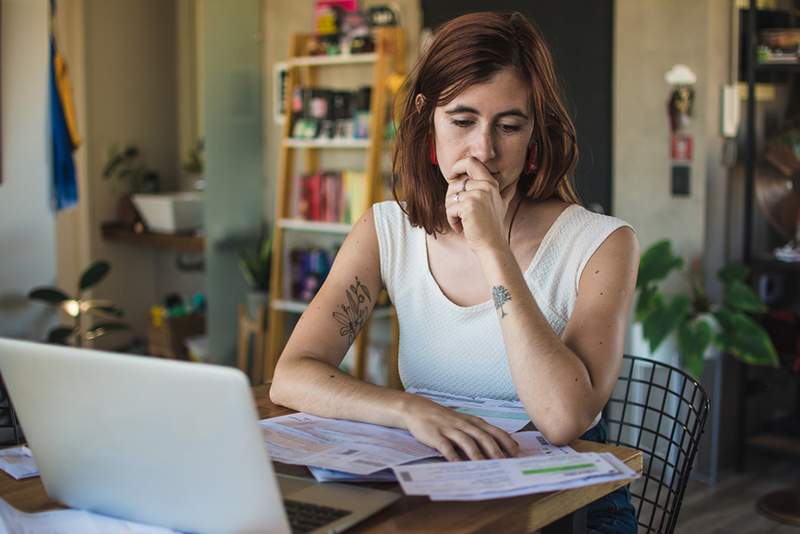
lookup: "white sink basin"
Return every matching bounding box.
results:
[132,192,203,233]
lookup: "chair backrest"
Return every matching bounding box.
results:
[604,355,710,534]
[0,377,22,446]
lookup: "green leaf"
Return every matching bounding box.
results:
[47,326,75,345]
[713,309,779,367]
[637,240,683,289]
[635,284,657,323]
[724,280,767,314]
[29,287,72,304]
[642,294,691,353]
[677,319,713,379]
[718,263,748,285]
[79,261,110,291]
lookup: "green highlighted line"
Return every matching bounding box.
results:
[522,463,596,475]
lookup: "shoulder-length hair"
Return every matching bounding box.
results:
[392,11,580,235]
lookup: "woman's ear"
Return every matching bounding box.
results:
[415,94,426,114]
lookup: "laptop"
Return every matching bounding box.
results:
[0,338,399,534]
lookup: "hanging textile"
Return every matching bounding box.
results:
[50,0,81,211]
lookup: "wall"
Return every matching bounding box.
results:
[203,0,264,363]
[615,0,738,480]
[0,0,58,341]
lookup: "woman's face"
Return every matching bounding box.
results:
[431,68,534,195]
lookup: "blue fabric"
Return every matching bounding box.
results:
[580,420,638,534]
[50,37,78,211]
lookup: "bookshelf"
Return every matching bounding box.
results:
[264,27,405,383]
[736,0,800,490]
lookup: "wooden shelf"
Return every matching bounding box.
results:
[747,433,800,458]
[278,219,352,234]
[283,138,371,149]
[756,62,800,73]
[101,223,204,253]
[287,52,378,68]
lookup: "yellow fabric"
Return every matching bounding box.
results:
[54,51,81,149]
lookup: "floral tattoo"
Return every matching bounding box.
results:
[332,277,372,345]
[492,285,511,318]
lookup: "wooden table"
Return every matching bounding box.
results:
[0,385,642,533]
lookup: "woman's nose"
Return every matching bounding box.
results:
[470,128,496,162]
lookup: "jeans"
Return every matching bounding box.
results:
[579,420,638,534]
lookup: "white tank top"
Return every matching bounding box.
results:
[372,200,633,402]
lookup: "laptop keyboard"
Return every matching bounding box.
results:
[283,499,352,533]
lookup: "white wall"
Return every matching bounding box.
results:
[0,0,58,340]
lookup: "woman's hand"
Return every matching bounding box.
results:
[401,394,519,461]
[444,157,517,254]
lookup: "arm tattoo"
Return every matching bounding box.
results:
[332,277,372,345]
[492,285,511,318]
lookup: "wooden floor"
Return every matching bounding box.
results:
[676,454,800,533]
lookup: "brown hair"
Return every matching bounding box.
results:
[392,11,580,235]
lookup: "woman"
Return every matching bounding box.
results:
[271,12,639,532]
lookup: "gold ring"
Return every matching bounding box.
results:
[462,179,469,192]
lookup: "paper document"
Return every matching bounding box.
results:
[260,413,439,475]
[0,497,176,534]
[393,451,638,501]
[406,388,531,433]
[308,432,574,483]
[0,447,38,480]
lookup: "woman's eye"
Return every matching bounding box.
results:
[451,119,474,128]
[499,124,522,134]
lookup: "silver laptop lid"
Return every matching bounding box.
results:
[0,338,291,534]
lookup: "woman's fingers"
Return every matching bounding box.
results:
[442,428,485,461]
[446,157,498,184]
[433,437,461,462]
[458,424,507,459]
[473,420,520,457]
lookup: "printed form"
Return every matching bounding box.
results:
[393,452,639,501]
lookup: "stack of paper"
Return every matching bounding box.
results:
[0,497,176,533]
[392,452,639,501]
[0,446,38,480]
[306,431,575,483]
[260,413,440,475]
[260,389,638,501]
[260,389,533,477]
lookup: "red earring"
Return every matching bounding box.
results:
[525,143,538,174]
[429,141,438,165]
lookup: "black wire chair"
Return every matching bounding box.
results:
[604,355,710,534]
[0,376,23,446]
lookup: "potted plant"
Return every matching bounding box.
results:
[28,260,128,347]
[238,225,272,319]
[635,240,780,378]
[102,145,161,228]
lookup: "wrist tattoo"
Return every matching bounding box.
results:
[492,285,511,318]
[332,277,372,344]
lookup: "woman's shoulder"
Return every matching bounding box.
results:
[564,203,634,235]
[372,200,411,226]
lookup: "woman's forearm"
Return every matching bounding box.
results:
[476,245,598,444]
[270,355,411,428]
